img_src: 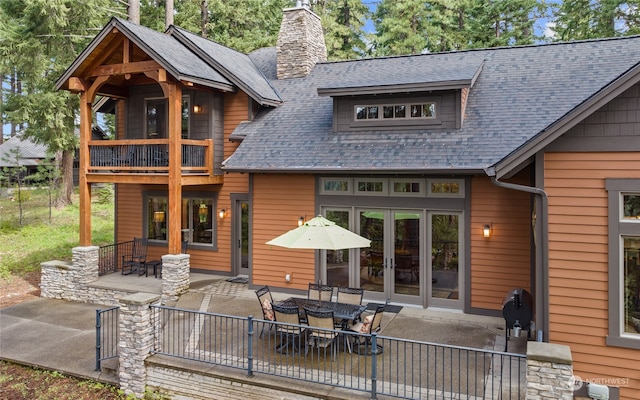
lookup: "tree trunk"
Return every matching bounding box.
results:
[201,0,208,37]
[56,149,74,207]
[165,0,174,29]
[129,0,140,24]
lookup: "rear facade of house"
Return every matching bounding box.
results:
[57,6,640,398]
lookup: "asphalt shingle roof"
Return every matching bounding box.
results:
[115,18,232,89]
[223,36,640,174]
[0,135,48,167]
[169,27,281,106]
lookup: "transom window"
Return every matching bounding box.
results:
[319,177,463,198]
[355,102,436,121]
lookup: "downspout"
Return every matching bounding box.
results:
[485,167,549,342]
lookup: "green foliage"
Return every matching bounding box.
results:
[94,184,114,205]
[0,191,114,278]
[314,0,372,60]
[205,0,294,53]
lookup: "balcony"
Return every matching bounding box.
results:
[85,139,221,185]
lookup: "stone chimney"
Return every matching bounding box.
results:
[276,1,327,80]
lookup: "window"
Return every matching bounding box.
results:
[181,95,190,139]
[355,102,436,121]
[145,98,167,138]
[320,178,352,194]
[355,179,387,195]
[606,179,640,349]
[427,179,465,198]
[320,177,466,198]
[391,179,424,196]
[145,194,217,247]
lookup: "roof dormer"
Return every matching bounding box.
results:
[317,57,483,131]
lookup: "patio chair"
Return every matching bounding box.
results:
[308,283,334,302]
[348,302,387,354]
[335,286,365,327]
[255,286,275,338]
[336,286,364,305]
[121,237,148,275]
[304,307,339,361]
[272,303,306,354]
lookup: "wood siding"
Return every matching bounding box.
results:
[470,173,532,311]
[252,174,315,289]
[545,152,640,398]
[113,89,252,273]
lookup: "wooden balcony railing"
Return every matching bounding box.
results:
[87,139,213,175]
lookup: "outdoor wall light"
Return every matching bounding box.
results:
[298,216,305,226]
[193,104,202,113]
[218,208,226,219]
[483,223,492,238]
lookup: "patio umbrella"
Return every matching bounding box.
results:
[266,215,371,250]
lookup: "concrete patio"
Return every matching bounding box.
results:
[0,272,528,399]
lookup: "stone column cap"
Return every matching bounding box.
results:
[527,341,572,365]
[119,292,161,305]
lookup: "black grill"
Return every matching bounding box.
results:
[502,288,533,351]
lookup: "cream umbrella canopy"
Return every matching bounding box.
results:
[266,215,371,250]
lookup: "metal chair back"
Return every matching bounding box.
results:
[308,283,333,302]
[336,286,364,305]
[272,303,303,334]
[121,237,148,275]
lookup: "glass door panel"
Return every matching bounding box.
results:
[359,210,385,296]
[430,213,460,305]
[325,210,351,287]
[393,212,420,298]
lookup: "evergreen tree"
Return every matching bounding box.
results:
[313,0,371,60]
[204,0,294,53]
[550,0,639,40]
[0,0,118,205]
[373,0,429,56]
[465,0,541,48]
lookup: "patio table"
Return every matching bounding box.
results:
[278,297,366,329]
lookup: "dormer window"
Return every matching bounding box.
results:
[355,102,436,121]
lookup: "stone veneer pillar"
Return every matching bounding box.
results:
[276,4,327,79]
[40,246,99,301]
[526,341,574,399]
[118,292,160,398]
[161,253,190,304]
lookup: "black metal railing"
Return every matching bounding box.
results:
[98,240,133,276]
[87,140,211,174]
[151,305,526,399]
[95,306,119,371]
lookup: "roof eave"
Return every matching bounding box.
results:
[493,60,640,179]
[221,166,486,175]
[317,80,473,97]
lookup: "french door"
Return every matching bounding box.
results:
[359,209,422,305]
[323,208,463,309]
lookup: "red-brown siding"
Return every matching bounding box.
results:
[252,174,315,290]
[546,152,640,399]
[470,173,532,311]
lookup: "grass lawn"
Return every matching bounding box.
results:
[0,185,115,280]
